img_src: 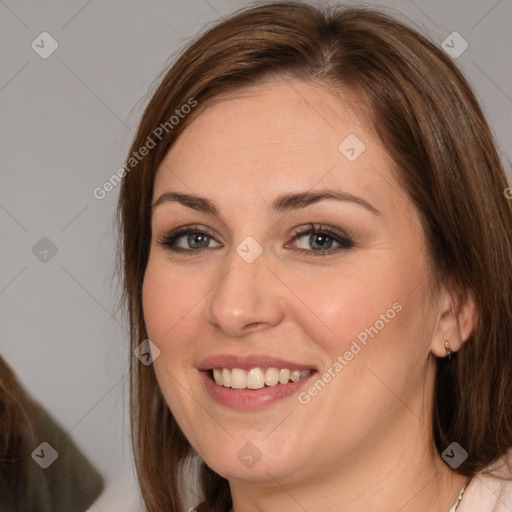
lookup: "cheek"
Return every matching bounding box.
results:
[289,266,402,356]
[142,264,169,343]
[142,261,197,357]
[294,255,429,369]
[142,262,203,426]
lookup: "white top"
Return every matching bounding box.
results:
[449,447,512,512]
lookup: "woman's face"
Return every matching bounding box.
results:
[143,79,443,485]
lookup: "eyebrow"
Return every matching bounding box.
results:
[152,189,381,216]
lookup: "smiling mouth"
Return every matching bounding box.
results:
[209,367,316,390]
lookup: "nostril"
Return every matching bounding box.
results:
[246,322,266,331]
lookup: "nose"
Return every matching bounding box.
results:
[207,246,285,337]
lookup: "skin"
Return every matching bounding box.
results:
[142,79,478,512]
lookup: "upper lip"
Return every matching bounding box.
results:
[197,354,317,371]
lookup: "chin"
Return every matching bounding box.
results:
[206,457,293,483]
[196,437,306,484]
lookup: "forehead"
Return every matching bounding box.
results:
[153,79,399,210]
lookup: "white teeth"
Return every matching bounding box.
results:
[213,368,223,385]
[222,368,231,388]
[290,370,301,382]
[231,368,247,389]
[264,367,279,386]
[279,368,291,384]
[247,368,265,389]
[209,367,313,389]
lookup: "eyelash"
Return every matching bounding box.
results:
[156,223,354,258]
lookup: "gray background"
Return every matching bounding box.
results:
[1,0,511,510]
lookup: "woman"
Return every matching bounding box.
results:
[116,2,512,511]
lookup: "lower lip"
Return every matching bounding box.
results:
[200,370,315,410]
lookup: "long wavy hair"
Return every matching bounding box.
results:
[115,2,512,511]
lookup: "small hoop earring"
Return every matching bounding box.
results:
[445,341,453,360]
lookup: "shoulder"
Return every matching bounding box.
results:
[459,447,512,512]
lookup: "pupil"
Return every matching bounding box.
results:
[310,234,332,250]
[189,234,208,248]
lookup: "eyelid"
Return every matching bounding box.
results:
[290,222,353,241]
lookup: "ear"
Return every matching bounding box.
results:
[430,284,479,358]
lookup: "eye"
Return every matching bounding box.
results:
[288,223,354,257]
[157,225,222,252]
[157,223,354,257]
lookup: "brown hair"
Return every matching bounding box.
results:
[0,356,33,509]
[115,2,512,511]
